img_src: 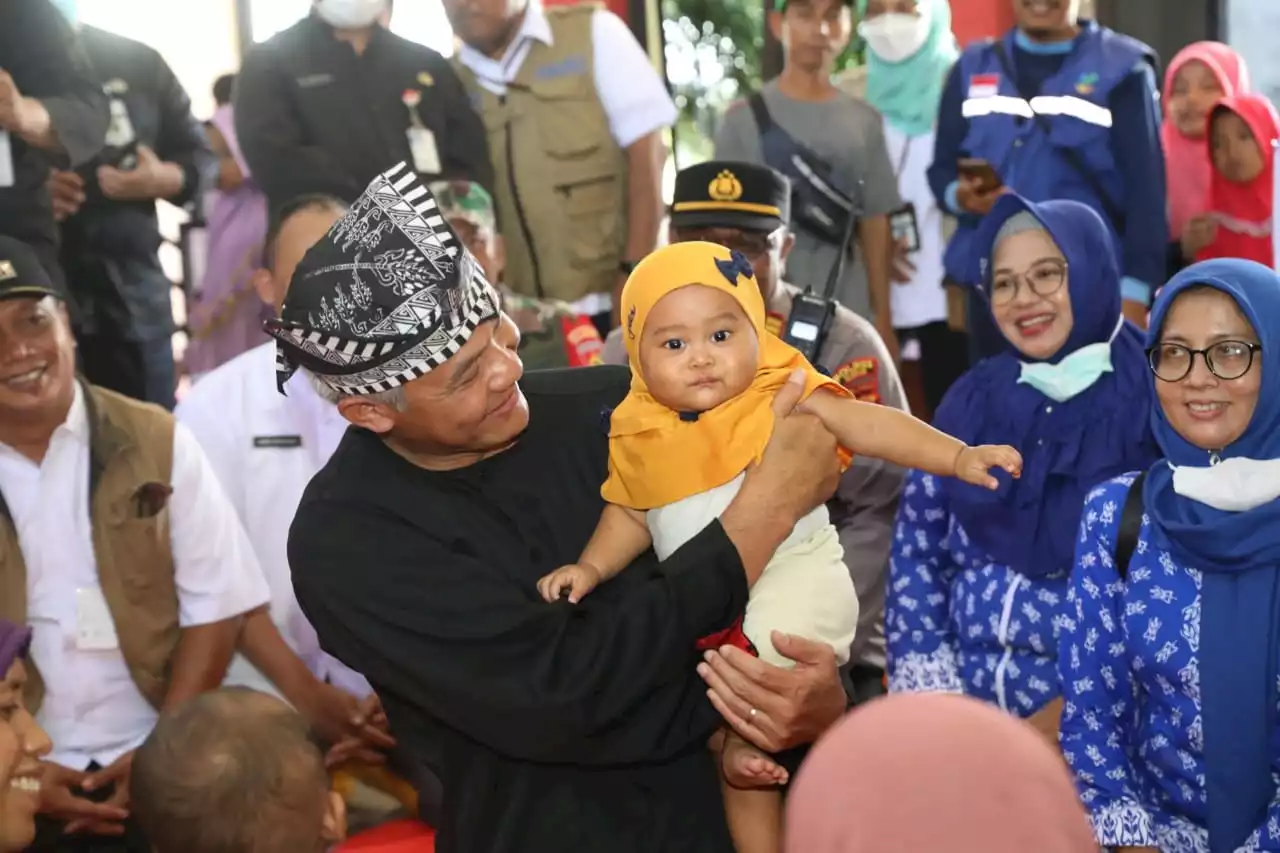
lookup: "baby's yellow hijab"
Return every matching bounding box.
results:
[601,241,849,510]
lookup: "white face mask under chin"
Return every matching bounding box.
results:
[1171,456,1280,512]
[858,12,931,64]
[315,0,386,29]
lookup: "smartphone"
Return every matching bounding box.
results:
[958,158,1003,192]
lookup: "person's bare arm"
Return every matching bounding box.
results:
[580,503,651,580]
[161,617,243,711]
[612,131,666,325]
[802,389,1022,490]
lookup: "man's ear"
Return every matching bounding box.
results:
[250,268,276,310]
[336,396,398,435]
[767,9,785,44]
[780,231,796,263]
[321,790,347,845]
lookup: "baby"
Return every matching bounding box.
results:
[537,242,1022,853]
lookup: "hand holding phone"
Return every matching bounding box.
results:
[956,158,1005,216]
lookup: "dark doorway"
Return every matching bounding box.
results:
[1094,0,1222,67]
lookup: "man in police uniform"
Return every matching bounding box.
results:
[604,160,906,701]
[430,179,604,371]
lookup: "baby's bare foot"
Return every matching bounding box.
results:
[722,738,789,789]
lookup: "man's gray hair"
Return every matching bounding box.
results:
[304,369,407,411]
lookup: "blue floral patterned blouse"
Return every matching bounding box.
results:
[1059,473,1280,853]
[886,469,1066,717]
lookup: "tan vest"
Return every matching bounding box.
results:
[454,4,628,304]
[0,384,180,713]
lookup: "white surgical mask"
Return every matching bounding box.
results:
[1017,314,1124,403]
[314,0,386,29]
[1171,456,1280,512]
[858,10,931,64]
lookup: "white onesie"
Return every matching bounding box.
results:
[647,471,859,667]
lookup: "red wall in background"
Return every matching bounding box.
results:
[543,0,631,23]
[948,0,1015,46]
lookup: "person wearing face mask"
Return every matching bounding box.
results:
[856,0,967,417]
[1059,259,1280,853]
[930,0,1165,364]
[0,619,54,853]
[886,195,1159,743]
[235,0,492,218]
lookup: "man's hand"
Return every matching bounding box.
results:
[37,760,129,836]
[890,238,915,284]
[752,371,841,525]
[300,685,396,767]
[0,71,49,142]
[48,170,86,222]
[317,692,396,769]
[955,174,1005,217]
[697,631,846,754]
[97,146,176,202]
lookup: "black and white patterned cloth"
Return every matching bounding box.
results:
[265,161,501,396]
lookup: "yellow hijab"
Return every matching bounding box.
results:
[601,241,849,510]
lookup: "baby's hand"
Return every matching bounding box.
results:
[537,563,602,604]
[721,736,789,790]
[955,444,1023,490]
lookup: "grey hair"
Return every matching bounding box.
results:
[994,211,1047,248]
[304,369,408,411]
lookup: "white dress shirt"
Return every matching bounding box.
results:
[0,385,271,769]
[177,343,372,698]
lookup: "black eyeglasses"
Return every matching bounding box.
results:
[984,259,1068,306]
[1146,340,1261,382]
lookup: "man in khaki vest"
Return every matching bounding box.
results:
[0,236,270,852]
[445,0,675,334]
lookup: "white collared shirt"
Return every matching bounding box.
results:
[0,385,271,769]
[177,343,372,699]
[455,1,677,151]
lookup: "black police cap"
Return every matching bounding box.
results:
[0,236,61,303]
[670,161,792,234]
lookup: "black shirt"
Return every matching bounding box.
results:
[234,15,493,216]
[0,0,107,276]
[289,367,743,853]
[60,25,214,341]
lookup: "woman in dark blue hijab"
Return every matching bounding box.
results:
[1060,258,1280,853]
[886,195,1158,730]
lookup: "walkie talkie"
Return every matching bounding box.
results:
[781,181,862,365]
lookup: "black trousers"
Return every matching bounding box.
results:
[76,332,176,410]
[25,763,149,853]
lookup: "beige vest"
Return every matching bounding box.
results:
[0,384,180,713]
[454,3,628,304]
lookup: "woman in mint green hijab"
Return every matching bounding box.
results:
[858,0,966,416]
[858,0,959,137]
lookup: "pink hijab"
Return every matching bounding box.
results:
[1163,42,1250,239]
[784,694,1097,853]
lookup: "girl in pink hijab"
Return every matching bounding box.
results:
[785,693,1096,853]
[1163,43,1250,273]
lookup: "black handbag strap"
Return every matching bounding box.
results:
[747,92,774,135]
[1115,470,1148,580]
[989,41,1125,232]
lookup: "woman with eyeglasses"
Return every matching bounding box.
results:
[886,194,1159,742]
[1059,258,1280,853]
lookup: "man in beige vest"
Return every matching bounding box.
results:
[445,0,675,334]
[0,236,270,852]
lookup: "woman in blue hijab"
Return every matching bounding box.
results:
[886,194,1158,732]
[1060,258,1280,853]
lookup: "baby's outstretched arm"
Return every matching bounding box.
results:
[537,503,652,603]
[802,389,1022,490]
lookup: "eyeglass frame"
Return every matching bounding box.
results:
[981,258,1069,306]
[1144,340,1262,382]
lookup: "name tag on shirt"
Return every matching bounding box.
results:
[407,127,441,175]
[253,435,303,449]
[0,132,13,189]
[890,203,921,253]
[76,587,120,651]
